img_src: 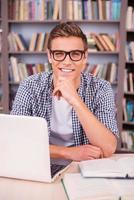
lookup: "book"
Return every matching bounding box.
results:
[62,173,134,200]
[101,34,116,51]
[13,33,26,51]
[29,33,38,51]
[90,33,104,51]
[53,0,59,20]
[121,130,134,150]
[79,157,134,178]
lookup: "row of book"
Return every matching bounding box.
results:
[88,32,119,52]
[124,69,134,93]
[85,62,117,83]
[126,42,134,61]
[121,130,134,151]
[9,56,51,83]
[9,55,118,84]
[8,31,119,53]
[126,6,134,30]
[0,29,2,51]
[8,0,61,21]
[8,32,49,52]
[123,98,134,122]
[67,0,121,20]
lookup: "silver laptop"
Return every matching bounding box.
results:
[0,114,70,182]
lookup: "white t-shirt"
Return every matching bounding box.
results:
[50,96,74,165]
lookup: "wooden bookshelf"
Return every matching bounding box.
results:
[88,51,119,55]
[0,0,133,152]
[63,20,120,24]
[121,0,134,152]
[8,20,61,24]
[8,51,47,55]
[0,0,2,113]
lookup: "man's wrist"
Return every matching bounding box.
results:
[70,95,82,108]
[50,145,72,160]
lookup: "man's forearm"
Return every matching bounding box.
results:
[50,144,103,161]
[71,96,117,157]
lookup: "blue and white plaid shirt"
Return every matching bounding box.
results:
[11,71,119,146]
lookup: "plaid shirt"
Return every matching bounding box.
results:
[11,71,119,146]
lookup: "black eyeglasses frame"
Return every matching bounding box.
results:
[49,49,86,62]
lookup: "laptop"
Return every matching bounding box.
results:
[0,114,71,183]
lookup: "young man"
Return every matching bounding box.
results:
[11,22,118,165]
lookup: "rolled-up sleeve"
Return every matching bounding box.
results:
[10,79,33,116]
[94,81,119,137]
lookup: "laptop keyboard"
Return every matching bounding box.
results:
[51,164,67,178]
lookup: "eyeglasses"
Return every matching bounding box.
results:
[50,50,86,61]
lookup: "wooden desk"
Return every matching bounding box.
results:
[0,154,133,200]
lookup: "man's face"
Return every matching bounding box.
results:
[47,36,88,83]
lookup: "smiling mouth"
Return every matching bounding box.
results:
[59,68,75,72]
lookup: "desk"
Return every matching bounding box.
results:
[0,154,133,200]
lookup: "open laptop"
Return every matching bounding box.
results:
[0,114,71,183]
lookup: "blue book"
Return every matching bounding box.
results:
[126,100,134,122]
[18,34,28,50]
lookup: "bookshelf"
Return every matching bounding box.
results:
[121,0,134,152]
[0,0,2,113]
[0,0,133,152]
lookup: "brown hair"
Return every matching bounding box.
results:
[47,22,88,50]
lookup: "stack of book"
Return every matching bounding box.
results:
[85,62,118,84]
[87,33,119,52]
[8,32,49,52]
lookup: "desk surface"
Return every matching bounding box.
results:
[0,154,134,200]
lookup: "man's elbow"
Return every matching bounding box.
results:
[103,136,117,158]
